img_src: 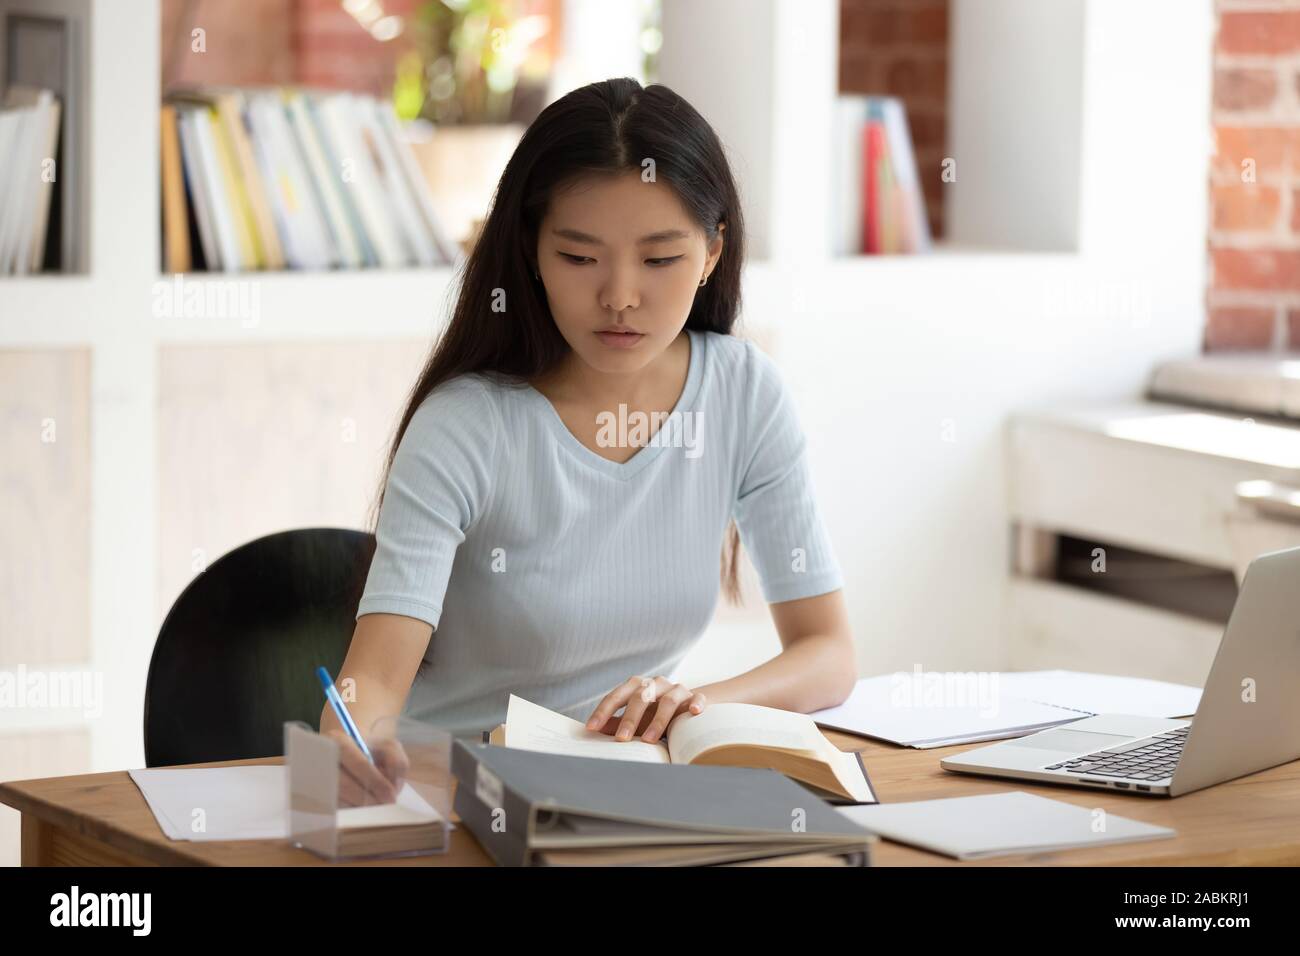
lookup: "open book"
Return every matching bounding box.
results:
[489,695,876,804]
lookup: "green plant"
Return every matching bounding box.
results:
[405,0,550,124]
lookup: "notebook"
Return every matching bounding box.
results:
[836,791,1176,859]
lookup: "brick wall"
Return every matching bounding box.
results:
[1208,0,1300,351]
[293,0,421,95]
[838,0,949,239]
[161,0,296,89]
[164,0,556,115]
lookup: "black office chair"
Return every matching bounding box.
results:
[144,527,376,767]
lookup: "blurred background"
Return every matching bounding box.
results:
[6,0,1298,865]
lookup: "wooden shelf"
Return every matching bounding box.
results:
[150,267,460,342]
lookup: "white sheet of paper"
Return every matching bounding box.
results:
[504,694,670,763]
[130,766,286,841]
[811,670,1202,748]
[129,765,447,842]
[836,791,1176,859]
[810,674,1086,748]
[993,670,1201,719]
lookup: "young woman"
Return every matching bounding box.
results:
[321,77,855,805]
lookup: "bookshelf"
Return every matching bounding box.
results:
[0,0,1213,868]
[0,0,90,274]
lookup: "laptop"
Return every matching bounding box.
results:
[941,545,1300,797]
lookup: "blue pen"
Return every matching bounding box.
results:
[316,666,374,764]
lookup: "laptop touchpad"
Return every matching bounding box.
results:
[1004,728,1133,753]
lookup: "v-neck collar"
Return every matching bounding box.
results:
[525,329,705,481]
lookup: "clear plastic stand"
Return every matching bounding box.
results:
[286,716,453,861]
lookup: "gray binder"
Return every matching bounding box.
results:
[451,739,875,866]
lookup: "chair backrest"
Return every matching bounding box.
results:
[144,527,376,767]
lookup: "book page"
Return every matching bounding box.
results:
[665,703,830,765]
[336,782,443,829]
[503,694,670,764]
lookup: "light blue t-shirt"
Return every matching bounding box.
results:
[356,328,843,735]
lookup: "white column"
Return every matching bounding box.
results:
[1075,0,1214,263]
[87,0,159,771]
[658,0,837,263]
[946,0,1087,251]
[550,0,649,98]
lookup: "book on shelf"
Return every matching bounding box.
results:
[2,6,85,274]
[161,86,462,273]
[863,116,883,253]
[160,106,190,273]
[833,95,932,256]
[0,86,61,275]
[486,693,877,805]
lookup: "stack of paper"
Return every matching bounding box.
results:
[995,670,1201,717]
[811,671,1201,748]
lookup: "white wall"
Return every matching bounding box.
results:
[1076,0,1215,262]
[672,0,1213,684]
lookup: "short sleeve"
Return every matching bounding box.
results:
[355,376,500,628]
[732,342,843,604]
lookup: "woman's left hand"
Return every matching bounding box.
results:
[584,676,708,743]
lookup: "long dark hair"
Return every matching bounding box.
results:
[372,77,748,603]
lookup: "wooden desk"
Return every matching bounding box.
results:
[4,729,1298,866]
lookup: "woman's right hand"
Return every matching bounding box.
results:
[325,728,410,807]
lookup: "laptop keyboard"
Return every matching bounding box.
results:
[1043,727,1189,781]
